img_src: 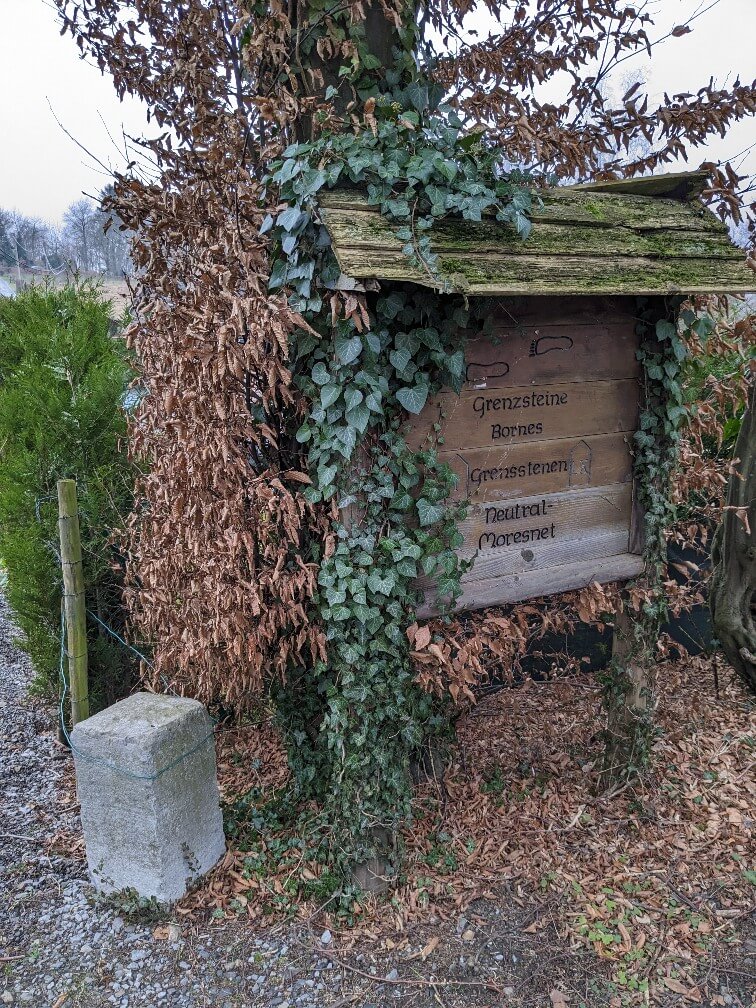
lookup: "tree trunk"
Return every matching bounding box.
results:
[278,0,416,885]
[292,0,406,136]
[599,298,671,791]
[709,378,756,693]
[600,604,656,793]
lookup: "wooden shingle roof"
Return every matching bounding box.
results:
[318,170,754,296]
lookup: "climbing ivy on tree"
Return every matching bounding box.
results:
[600,298,714,787]
[264,82,533,874]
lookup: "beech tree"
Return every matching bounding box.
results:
[54,0,755,874]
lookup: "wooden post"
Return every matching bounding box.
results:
[58,479,89,725]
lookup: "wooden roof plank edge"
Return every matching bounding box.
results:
[327,246,755,295]
[566,169,709,200]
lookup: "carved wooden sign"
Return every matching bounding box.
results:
[407,297,646,614]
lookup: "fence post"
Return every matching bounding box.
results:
[58,479,89,725]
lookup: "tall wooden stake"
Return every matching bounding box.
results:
[58,479,89,725]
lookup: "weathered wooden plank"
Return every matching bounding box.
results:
[459,320,641,390]
[457,482,632,558]
[425,524,629,592]
[440,431,634,503]
[569,169,708,200]
[319,183,727,233]
[321,207,738,260]
[534,192,722,232]
[418,552,646,616]
[406,378,639,452]
[324,244,754,295]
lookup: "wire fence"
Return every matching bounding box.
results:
[57,601,218,782]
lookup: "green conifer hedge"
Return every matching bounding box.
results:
[0,282,136,709]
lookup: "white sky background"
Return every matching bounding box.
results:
[0,0,754,225]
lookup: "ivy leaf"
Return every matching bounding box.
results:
[317,464,338,489]
[344,387,364,411]
[329,605,352,622]
[295,423,311,443]
[276,206,305,232]
[346,403,370,433]
[338,425,357,457]
[268,259,289,290]
[281,232,298,255]
[380,291,406,319]
[320,384,341,409]
[389,348,412,374]
[296,167,327,199]
[335,333,363,366]
[672,339,688,362]
[514,213,532,239]
[437,159,458,183]
[397,385,429,415]
[417,498,445,526]
[656,320,677,341]
[386,199,410,218]
[396,559,418,578]
[365,331,382,353]
[692,316,713,341]
[391,491,413,510]
[406,81,429,113]
[312,362,330,386]
[447,350,465,378]
[437,576,458,597]
[273,159,300,184]
[367,570,396,595]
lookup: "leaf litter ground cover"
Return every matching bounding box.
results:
[51,653,754,1005]
[175,653,756,1006]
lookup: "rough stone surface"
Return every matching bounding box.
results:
[71,692,226,904]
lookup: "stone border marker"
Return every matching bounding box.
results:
[71,692,226,905]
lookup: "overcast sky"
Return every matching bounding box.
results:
[1,0,754,225]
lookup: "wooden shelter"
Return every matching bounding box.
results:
[319,170,753,296]
[319,171,754,613]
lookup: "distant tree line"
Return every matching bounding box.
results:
[0,186,131,279]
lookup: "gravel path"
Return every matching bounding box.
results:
[0,594,362,1008]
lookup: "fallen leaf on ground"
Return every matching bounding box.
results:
[421,936,439,959]
[663,977,693,996]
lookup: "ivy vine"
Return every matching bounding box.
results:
[600,297,714,775]
[263,82,532,870]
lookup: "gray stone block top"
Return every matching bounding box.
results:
[72,692,213,779]
[74,691,205,738]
